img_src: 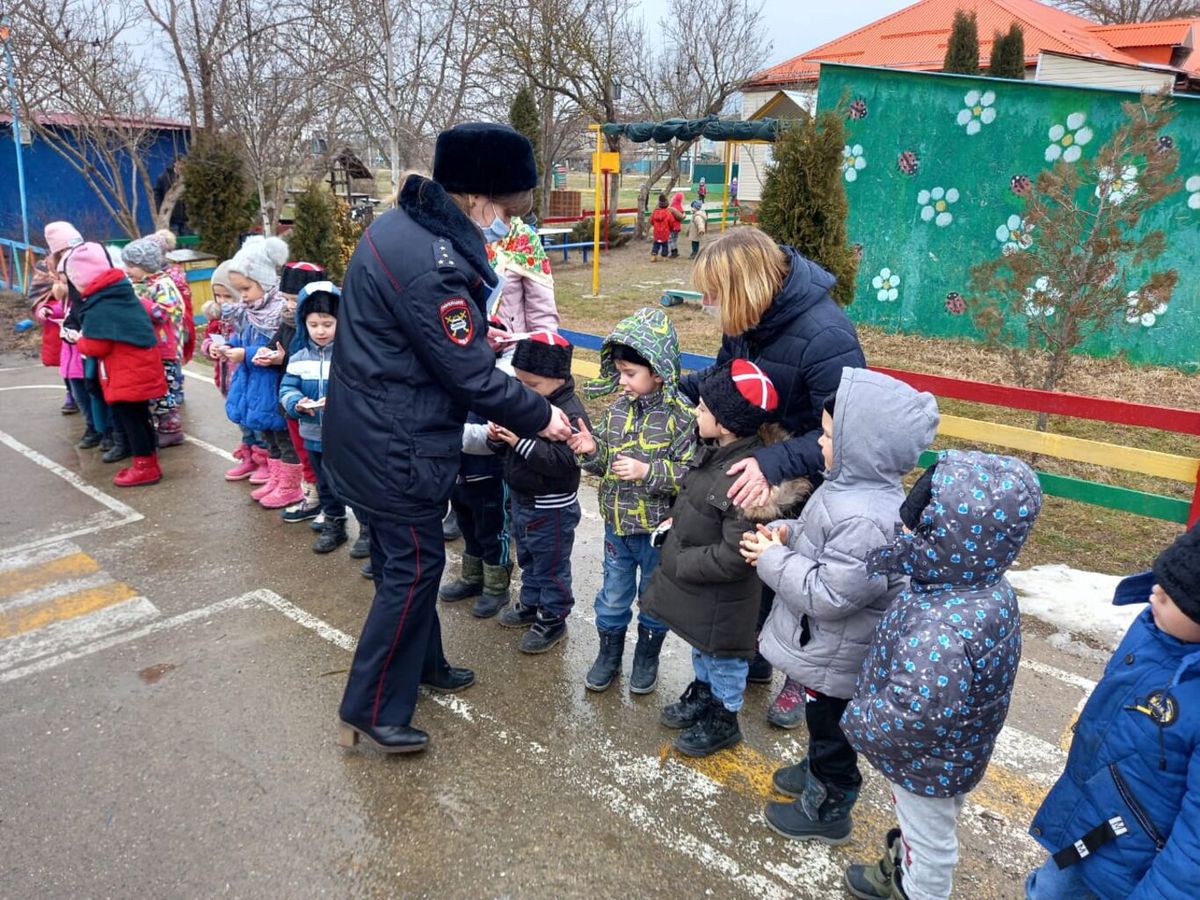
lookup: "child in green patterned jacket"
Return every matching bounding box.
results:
[568,307,697,695]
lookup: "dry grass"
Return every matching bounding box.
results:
[553,243,1198,575]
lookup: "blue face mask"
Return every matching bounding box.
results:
[482,215,509,243]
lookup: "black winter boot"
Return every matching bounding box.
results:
[629,624,667,694]
[764,773,859,845]
[312,516,349,554]
[349,521,371,559]
[747,651,773,683]
[585,627,626,692]
[440,554,483,602]
[101,429,131,464]
[660,680,713,729]
[360,560,373,579]
[518,610,567,653]
[442,508,462,541]
[844,829,903,900]
[674,697,742,757]
[99,430,114,452]
[76,427,102,449]
[772,756,811,798]
[471,563,510,618]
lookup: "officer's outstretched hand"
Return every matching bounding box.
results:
[567,418,596,455]
[538,405,573,441]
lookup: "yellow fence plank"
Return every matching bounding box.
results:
[572,359,600,379]
[937,414,1199,482]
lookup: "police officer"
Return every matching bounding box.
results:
[325,123,573,753]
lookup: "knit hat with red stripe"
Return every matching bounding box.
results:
[280,261,326,295]
[512,330,572,379]
[699,359,779,437]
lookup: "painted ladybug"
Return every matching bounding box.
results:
[897,151,919,176]
[852,243,865,261]
[1157,135,1175,153]
[1010,174,1031,196]
[945,291,966,315]
[849,99,868,120]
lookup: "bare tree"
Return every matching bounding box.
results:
[7,0,179,238]
[627,0,771,238]
[141,0,241,132]
[1051,0,1200,22]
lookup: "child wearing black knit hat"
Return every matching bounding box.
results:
[488,331,591,654]
[642,359,811,757]
[1027,523,1200,900]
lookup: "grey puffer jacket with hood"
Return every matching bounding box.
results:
[756,368,940,700]
[842,450,1042,799]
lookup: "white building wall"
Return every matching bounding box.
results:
[1034,54,1175,92]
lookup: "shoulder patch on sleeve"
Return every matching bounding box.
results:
[433,240,457,271]
[440,298,474,346]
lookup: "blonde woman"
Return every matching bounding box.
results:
[679,226,866,725]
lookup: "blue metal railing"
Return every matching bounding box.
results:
[0,237,45,292]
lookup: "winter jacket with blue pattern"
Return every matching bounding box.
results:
[756,368,939,699]
[842,450,1042,799]
[1029,607,1200,900]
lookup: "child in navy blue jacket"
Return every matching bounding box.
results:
[279,282,344,555]
[488,332,590,655]
[1026,524,1200,900]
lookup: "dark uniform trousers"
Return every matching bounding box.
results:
[338,512,450,728]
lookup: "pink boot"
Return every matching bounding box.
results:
[250,458,281,501]
[259,462,305,509]
[224,444,256,481]
[247,446,272,484]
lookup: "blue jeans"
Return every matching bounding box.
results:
[594,526,666,633]
[1025,858,1098,900]
[692,649,749,712]
[511,495,580,619]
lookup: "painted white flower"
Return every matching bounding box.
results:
[872,267,901,302]
[1045,112,1093,163]
[1023,276,1060,318]
[918,186,959,227]
[1095,165,1139,205]
[842,144,867,182]
[995,214,1033,254]
[1125,290,1168,328]
[955,89,997,136]
[1186,174,1200,209]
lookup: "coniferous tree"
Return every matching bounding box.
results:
[989,24,1026,79]
[182,135,253,259]
[508,85,542,216]
[287,182,339,274]
[944,10,981,75]
[757,111,859,306]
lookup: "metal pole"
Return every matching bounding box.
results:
[720,140,732,233]
[590,125,602,296]
[2,18,31,254]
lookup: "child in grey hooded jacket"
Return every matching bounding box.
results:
[741,367,939,846]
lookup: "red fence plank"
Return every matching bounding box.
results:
[874,367,1200,436]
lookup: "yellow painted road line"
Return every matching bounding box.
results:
[0,553,100,601]
[0,582,138,639]
[937,414,1199,482]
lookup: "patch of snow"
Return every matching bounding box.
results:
[1009,564,1141,650]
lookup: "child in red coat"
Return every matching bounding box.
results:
[66,243,168,488]
[649,193,674,262]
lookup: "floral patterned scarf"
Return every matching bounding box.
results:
[486,217,553,293]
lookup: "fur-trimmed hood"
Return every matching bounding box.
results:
[741,423,813,521]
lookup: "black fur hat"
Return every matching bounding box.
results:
[512,330,572,379]
[1154,525,1200,625]
[433,123,537,196]
[699,359,778,437]
[280,261,325,295]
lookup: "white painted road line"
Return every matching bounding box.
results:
[0,540,82,574]
[1020,657,1097,693]
[0,597,160,671]
[0,594,249,683]
[0,572,120,614]
[183,434,237,461]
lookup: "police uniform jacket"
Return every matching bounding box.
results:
[324,175,552,521]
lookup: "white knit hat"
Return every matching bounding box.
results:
[230,235,289,290]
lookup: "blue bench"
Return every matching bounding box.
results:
[543,240,593,263]
[660,289,704,308]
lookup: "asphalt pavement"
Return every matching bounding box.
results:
[0,352,1106,899]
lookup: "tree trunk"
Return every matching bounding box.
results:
[633,139,694,240]
[155,178,186,231]
[257,179,272,236]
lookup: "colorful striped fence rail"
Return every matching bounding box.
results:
[0,237,43,293]
[560,329,1200,526]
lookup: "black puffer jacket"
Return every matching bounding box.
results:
[642,428,812,658]
[324,175,552,520]
[679,246,865,485]
[489,378,590,501]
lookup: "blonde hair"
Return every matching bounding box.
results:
[692,226,789,336]
[151,229,178,252]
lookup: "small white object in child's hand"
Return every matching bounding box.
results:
[209,334,226,348]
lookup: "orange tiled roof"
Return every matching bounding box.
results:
[749,0,1146,88]
[1086,18,1196,49]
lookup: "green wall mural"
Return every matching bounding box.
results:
[815,64,1200,371]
